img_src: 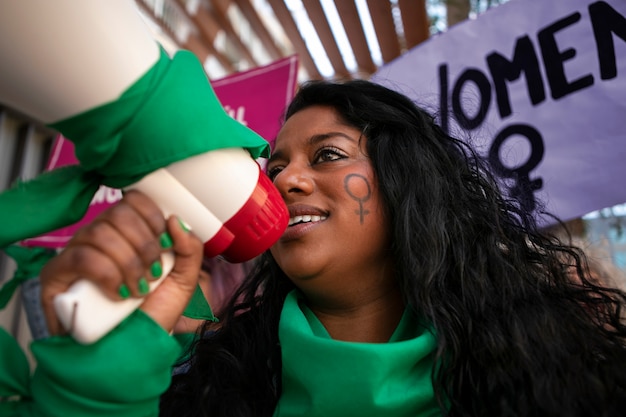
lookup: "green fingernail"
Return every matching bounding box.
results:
[178,217,190,232]
[150,260,163,279]
[118,284,130,299]
[160,232,173,249]
[138,277,150,295]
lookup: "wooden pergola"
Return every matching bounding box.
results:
[136,0,431,81]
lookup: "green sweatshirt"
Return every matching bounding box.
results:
[0,310,179,417]
[0,291,441,417]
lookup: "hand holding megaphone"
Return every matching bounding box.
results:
[0,1,288,344]
[54,148,287,344]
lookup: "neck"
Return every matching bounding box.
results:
[304,284,405,343]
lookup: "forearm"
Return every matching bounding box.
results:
[2,310,180,417]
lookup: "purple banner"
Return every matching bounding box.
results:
[373,0,626,224]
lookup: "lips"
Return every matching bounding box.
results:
[279,205,328,241]
[287,205,329,227]
[288,214,327,226]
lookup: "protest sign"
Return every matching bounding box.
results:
[21,136,122,248]
[373,0,626,223]
[212,55,299,149]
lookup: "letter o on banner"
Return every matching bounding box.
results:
[452,68,492,130]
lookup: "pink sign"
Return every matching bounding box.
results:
[212,55,299,149]
[21,136,123,248]
[22,55,299,248]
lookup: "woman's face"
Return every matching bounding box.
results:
[267,105,393,296]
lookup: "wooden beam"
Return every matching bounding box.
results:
[135,0,180,44]
[190,3,221,42]
[175,0,236,73]
[366,0,401,64]
[398,0,429,50]
[334,1,376,75]
[302,0,351,79]
[233,0,283,61]
[208,0,258,67]
[266,0,322,80]
[136,0,208,60]
[182,33,214,63]
[446,0,471,28]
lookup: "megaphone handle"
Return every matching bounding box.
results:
[52,165,225,344]
[53,251,175,344]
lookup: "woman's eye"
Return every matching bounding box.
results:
[266,166,283,181]
[314,147,344,164]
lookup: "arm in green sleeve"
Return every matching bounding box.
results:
[1,309,181,417]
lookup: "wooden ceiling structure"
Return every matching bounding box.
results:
[136,0,431,82]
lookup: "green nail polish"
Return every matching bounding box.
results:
[160,232,173,249]
[178,217,190,232]
[118,284,130,299]
[138,278,150,295]
[150,260,163,279]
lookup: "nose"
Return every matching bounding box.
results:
[273,163,314,196]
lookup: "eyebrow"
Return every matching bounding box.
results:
[309,131,356,146]
[268,131,357,165]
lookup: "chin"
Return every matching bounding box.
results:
[282,266,317,282]
[272,248,324,277]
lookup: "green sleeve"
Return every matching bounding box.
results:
[0,47,270,249]
[0,309,181,417]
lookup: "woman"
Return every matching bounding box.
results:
[28,80,626,416]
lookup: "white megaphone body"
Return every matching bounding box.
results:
[54,148,287,344]
[0,1,288,344]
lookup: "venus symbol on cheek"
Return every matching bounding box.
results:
[344,174,371,225]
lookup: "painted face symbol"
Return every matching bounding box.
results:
[344,173,371,224]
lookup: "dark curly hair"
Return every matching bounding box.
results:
[160,80,626,417]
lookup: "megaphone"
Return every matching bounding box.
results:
[54,147,288,344]
[0,1,288,344]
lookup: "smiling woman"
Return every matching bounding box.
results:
[7,79,626,417]
[266,104,392,312]
[167,80,626,416]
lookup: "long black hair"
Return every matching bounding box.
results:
[161,80,626,417]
